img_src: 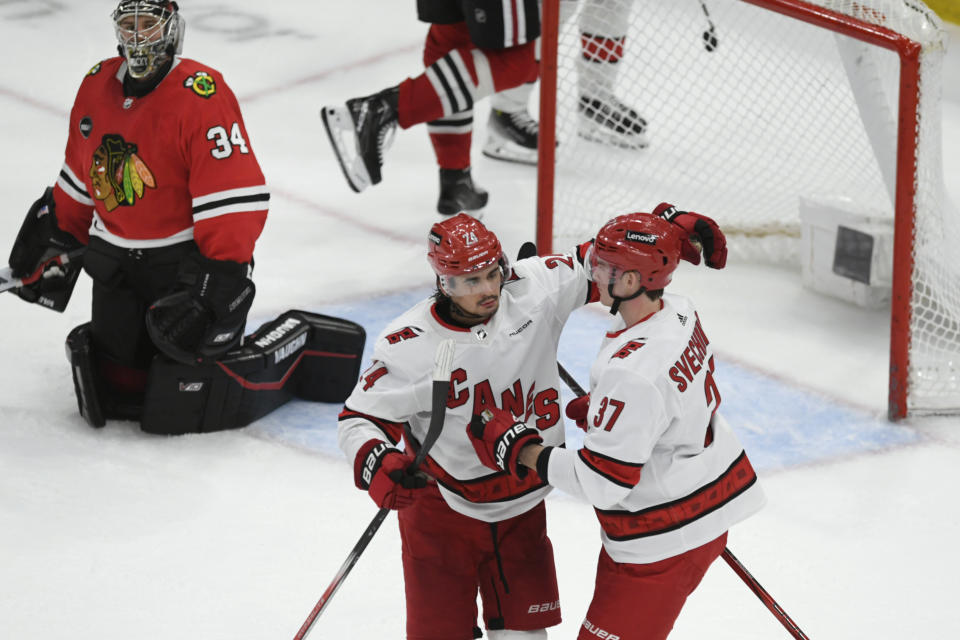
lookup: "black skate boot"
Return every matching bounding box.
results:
[577,95,649,149]
[321,86,399,192]
[437,168,489,216]
[482,108,539,166]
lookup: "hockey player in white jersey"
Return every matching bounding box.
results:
[337,212,597,640]
[469,210,765,640]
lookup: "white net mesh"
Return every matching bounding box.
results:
[544,0,958,415]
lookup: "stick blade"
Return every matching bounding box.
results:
[432,338,456,381]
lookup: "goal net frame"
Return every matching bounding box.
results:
[535,0,954,419]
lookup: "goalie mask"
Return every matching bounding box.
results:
[113,0,185,79]
[427,213,509,297]
[589,212,682,312]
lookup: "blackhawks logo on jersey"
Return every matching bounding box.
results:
[184,71,217,98]
[87,62,102,76]
[89,134,156,211]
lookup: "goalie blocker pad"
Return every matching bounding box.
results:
[140,310,365,435]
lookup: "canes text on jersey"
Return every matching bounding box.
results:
[447,369,561,429]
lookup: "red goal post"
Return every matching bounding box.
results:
[536,0,956,419]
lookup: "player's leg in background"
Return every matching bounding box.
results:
[321,1,539,203]
[482,0,600,165]
[484,80,540,165]
[577,0,649,148]
[422,21,491,216]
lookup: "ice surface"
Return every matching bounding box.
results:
[1,3,958,638]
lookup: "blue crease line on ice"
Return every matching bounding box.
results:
[246,288,919,472]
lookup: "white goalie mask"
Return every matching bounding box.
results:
[112,0,185,79]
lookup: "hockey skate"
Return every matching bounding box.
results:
[577,95,649,149]
[321,87,398,192]
[437,168,488,216]
[482,108,539,166]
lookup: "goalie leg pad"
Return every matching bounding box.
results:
[288,311,366,402]
[65,323,106,428]
[140,310,365,435]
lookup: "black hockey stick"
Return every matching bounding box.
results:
[698,0,719,52]
[720,547,810,640]
[293,339,457,640]
[555,362,810,640]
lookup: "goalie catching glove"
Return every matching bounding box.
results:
[146,251,255,365]
[355,440,427,510]
[7,187,84,311]
[653,202,727,269]
[468,407,543,479]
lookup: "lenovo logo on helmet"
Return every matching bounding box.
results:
[625,230,657,244]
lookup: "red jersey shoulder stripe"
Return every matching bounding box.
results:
[578,447,644,488]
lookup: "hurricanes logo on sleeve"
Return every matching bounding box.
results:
[384,326,423,345]
[611,340,645,360]
[184,71,217,98]
[89,134,156,211]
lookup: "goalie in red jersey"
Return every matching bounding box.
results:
[4,1,272,429]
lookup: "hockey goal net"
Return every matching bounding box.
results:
[536,0,957,419]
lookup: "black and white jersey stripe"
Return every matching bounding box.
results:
[426,50,475,116]
[426,111,474,135]
[501,0,531,47]
[57,163,93,206]
[191,185,270,222]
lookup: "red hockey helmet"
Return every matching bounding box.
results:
[591,212,683,291]
[427,213,508,295]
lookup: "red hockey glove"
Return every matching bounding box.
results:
[565,394,591,432]
[355,440,427,510]
[467,407,543,479]
[653,202,727,269]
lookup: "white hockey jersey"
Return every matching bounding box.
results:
[544,293,766,563]
[338,252,593,522]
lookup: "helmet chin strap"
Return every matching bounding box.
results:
[607,281,647,316]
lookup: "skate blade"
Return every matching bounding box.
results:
[577,121,649,150]
[481,136,538,166]
[321,106,372,193]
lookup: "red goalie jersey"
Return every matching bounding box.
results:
[52,57,268,262]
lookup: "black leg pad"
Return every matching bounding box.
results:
[65,323,106,428]
[140,310,365,435]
